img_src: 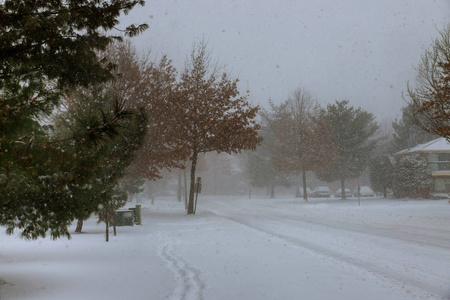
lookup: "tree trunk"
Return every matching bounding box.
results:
[113,213,117,236]
[302,171,308,202]
[214,159,218,196]
[295,185,301,198]
[270,184,275,198]
[105,210,109,242]
[184,167,188,209]
[177,169,182,202]
[187,151,198,214]
[75,219,83,233]
[340,179,346,200]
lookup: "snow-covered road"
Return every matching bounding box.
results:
[203,197,450,299]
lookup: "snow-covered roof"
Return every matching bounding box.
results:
[394,137,450,155]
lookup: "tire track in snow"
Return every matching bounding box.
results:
[159,243,204,300]
[205,201,449,299]
[215,213,446,299]
[252,201,450,251]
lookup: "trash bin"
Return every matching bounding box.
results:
[128,207,137,223]
[114,210,134,226]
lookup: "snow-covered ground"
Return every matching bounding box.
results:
[1,195,450,300]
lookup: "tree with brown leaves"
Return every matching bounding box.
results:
[125,55,187,180]
[406,25,450,141]
[102,41,186,181]
[269,88,337,201]
[176,43,262,214]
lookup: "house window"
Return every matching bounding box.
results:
[428,153,438,171]
[438,153,450,170]
[435,178,446,192]
[428,153,450,171]
[434,178,450,192]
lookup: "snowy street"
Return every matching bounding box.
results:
[203,197,450,299]
[1,196,450,299]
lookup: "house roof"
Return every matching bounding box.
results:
[394,137,450,155]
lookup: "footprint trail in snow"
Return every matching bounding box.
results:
[160,243,205,300]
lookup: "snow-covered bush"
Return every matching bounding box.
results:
[393,154,432,198]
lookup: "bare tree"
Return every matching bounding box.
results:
[270,88,337,201]
[406,25,450,140]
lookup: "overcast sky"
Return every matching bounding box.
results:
[120,0,450,121]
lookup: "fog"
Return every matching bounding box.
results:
[120,0,450,121]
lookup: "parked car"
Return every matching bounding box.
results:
[311,186,331,198]
[354,186,375,197]
[334,188,352,198]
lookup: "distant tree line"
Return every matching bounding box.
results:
[249,93,379,200]
[248,95,441,200]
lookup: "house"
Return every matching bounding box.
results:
[394,137,450,193]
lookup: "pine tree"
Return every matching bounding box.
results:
[0,0,147,239]
[317,100,379,198]
[369,156,394,197]
[0,0,147,88]
[51,88,147,237]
